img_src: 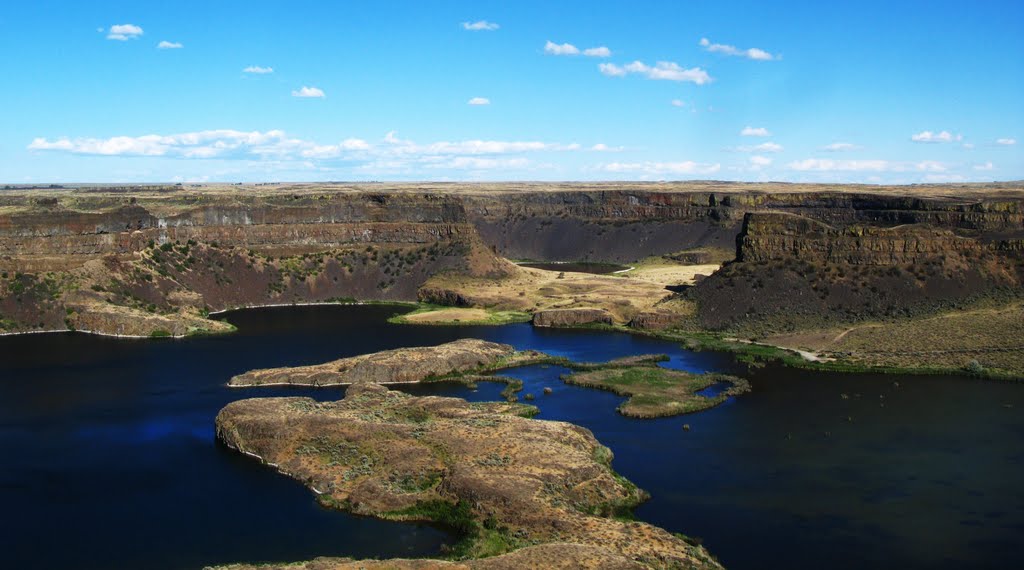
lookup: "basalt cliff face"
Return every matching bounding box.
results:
[1,182,1022,337]
[461,184,1024,262]
[0,189,510,335]
[691,209,1024,332]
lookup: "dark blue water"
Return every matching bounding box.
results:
[1,304,1022,570]
[518,261,629,274]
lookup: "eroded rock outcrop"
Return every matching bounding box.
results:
[629,311,683,330]
[532,308,613,328]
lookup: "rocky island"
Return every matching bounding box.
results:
[216,382,722,569]
[228,339,525,387]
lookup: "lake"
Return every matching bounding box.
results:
[1,304,1021,569]
[517,261,630,274]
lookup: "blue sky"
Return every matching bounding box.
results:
[2,0,1021,183]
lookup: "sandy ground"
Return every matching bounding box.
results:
[424,264,694,323]
[620,263,721,286]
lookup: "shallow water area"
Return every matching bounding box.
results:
[1,304,1021,570]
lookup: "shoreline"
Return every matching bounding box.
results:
[4,299,1019,381]
[0,300,416,339]
[0,327,165,340]
[207,299,416,316]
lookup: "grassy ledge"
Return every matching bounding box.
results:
[388,303,532,326]
[562,366,750,418]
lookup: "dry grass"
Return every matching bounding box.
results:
[5,180,1023,204]
[402,307,490,323]
[764,303,1024,376]
[424,264,680,323]
[619,260,721,286]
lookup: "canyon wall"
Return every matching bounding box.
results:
[1,183,1022,336]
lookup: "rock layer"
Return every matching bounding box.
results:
[2,182,1024,337]
[532,308,614,328]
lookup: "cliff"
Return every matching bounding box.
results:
[1,182,1023,337]
[691,211,1024,332]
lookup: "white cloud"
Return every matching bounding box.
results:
[911,130,961,143]
[670,99,685,107]
[822,142,858,152]
[599,161,721,176]
[740,126,770,137]
[996,138,1017,145]
[463,20,499,31]
[599,60,711,84]
[962,143,975,149]
[107,24,143,41]
[426,157,529,170]
[545,41,580,55]
[28,130,293,158]
[787,158,948,172]
[598,63,627,77]
[157,41,182,49]
[299,138,371,158]
[543,41,610,57]
[749,155,772,169]
[590,143,624,152]
[27,130,591,166]
[583,46,611,57]
[699,37,776,61]
[735,142,783,153]
[923,174,968,183]
[467,97,490,106]
[243,65,274,74]
[974,161,995,171]
[292,86,325,98]
[390,138,572,155]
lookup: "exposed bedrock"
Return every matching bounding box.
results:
[3,184,1022,267]
[737,212,1024,266]
[2,183,1024,336]
[462,188,1024,262]
[532,308,614,328]
[692,211,1024,332]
